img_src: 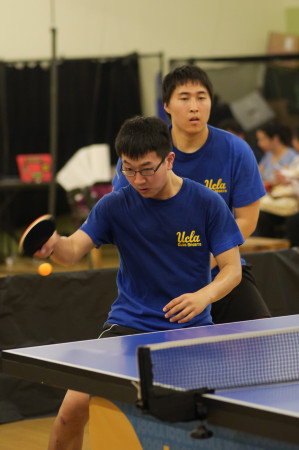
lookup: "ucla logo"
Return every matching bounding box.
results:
[205,178,227,193]
[177,230,201,247]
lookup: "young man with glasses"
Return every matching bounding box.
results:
[36,116,243,450]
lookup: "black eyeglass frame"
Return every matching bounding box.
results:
[120,157,165,177]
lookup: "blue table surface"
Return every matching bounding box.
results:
[5,314,299,383]
[206,381,299,418]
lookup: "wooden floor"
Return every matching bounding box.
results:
[0,416,91,450]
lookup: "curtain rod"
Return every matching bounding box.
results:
[170,53,299,64]
[5,52,163,65]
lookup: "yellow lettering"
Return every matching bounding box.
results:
[177,230,201,246]
[205,178,227,192]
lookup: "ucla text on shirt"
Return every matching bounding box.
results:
[205,178,227,193]
[177,231,202,247]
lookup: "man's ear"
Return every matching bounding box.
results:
[164,102,170,115]
[166,152,175,169]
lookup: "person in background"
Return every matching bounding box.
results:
[113,64,271,325]
[218,118,263,162]
[257,121,297,190]
[217,118,246,139]
[255,125,299,245]
[292,125,299,153]
[283,126,299,246]
[274,125,299,195]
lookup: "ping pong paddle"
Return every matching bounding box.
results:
[19,214,56,257]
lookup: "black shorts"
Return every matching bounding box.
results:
[211,265,271,324]
[99,323,144,339]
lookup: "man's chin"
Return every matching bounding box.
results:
[137,188,150,196]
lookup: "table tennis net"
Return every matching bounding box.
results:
[139,327,299,391]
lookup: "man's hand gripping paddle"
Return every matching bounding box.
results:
[19,214,56,257]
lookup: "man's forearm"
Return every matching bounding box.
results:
[50,235,78,266]
[234,200,261,240]
[201,262,242,305]
[235,217,255,241]
[35,229,94,266]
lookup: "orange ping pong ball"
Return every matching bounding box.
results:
[38,262,53,276]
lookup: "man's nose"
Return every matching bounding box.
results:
[134,172,147,183]
[190,98,199,112]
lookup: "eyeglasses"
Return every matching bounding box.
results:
[120,158,165,177]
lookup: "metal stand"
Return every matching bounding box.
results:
[48,25,58,216]
[48,0,58,216]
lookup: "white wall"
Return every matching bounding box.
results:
[0,0,287,61]
[0,0,292,114]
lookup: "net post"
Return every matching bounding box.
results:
[137,346,153,412]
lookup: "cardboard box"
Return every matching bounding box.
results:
[268,31,299,54]
[267,32,299,67]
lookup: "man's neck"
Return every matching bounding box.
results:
[156,172,183,200]
[171,125,209,154]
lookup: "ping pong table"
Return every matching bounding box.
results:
[2,314,299,449]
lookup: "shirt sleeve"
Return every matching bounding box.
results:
[231,139,266,208]
[80,195,114,247]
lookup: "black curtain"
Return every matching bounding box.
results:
[1,63,51,226]
[263,65,299,114]
[1,53,142,225]
[4,63,50,177]
[57,54,141,168]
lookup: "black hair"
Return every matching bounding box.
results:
[162,65,214,106]
[257,121,293,147]
[115,116,172,159]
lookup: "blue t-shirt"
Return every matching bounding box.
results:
[259,148,297,182]
[112,125,266,277]
[81,178,244,332]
